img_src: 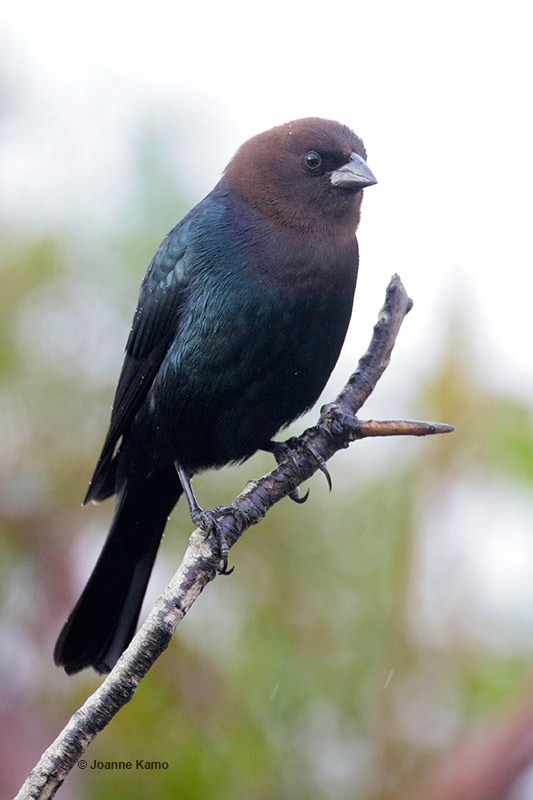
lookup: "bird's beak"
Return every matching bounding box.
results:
[330,152,377,189]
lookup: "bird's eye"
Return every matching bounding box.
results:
[304,151,322,170]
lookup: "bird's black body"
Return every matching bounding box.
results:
[54,118,376,674]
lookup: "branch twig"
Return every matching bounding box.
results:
[15,274,452,800]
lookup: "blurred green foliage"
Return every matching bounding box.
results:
[2,129,533,800]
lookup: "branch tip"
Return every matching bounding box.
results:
[353,419,455,438]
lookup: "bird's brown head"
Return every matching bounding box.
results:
[222,117,376,234]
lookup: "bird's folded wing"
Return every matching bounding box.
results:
[84,219,192,504]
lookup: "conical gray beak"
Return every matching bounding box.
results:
[330,152,377,189]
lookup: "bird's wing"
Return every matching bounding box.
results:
[84,218,192,504]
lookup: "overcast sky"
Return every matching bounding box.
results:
[1,0,532,405]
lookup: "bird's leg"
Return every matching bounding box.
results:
[174,462,236,575]
[263,438,333,498]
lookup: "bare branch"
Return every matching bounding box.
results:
[14,274,452,800]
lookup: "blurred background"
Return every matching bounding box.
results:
[1,1,533,798]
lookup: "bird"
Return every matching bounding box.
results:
[54,117,377,675]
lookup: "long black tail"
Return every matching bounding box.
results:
[54,473,182,674]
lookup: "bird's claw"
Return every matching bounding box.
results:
[288,487,310,504]
[304,442,333,492]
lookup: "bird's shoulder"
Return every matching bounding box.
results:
[125,192,232,357]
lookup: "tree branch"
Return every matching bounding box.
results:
[15,274,452,800]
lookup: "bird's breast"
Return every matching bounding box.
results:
[213,189,359,297]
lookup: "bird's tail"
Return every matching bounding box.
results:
[54,472,182,675]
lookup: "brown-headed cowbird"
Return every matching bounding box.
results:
[54,117,376,674]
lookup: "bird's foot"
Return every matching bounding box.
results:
[265,438,333,500]
[189,505,239,575]
[264,440,309,503]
